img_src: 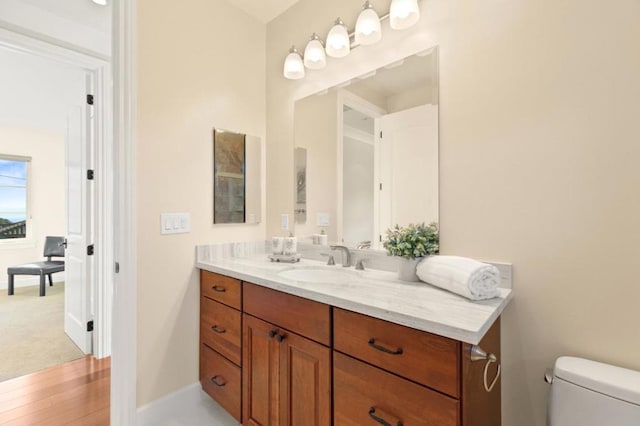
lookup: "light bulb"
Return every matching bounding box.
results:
[283,46,305,80]
[355,2,381,46]
[325,18,350,58]
[304,34,326,70]
[390,0,420,30]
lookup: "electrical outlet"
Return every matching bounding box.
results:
[317,212,330,226]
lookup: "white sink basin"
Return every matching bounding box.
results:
[277,267,357,284]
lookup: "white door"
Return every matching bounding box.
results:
[65,82,93,354]
[377,104,439,237]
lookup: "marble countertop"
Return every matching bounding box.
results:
[196,256,512,345]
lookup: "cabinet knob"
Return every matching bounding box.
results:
[276,333,286,343]
[268,330,277,338]
[211,285,226,293]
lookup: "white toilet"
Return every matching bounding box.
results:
[547,356,640,425]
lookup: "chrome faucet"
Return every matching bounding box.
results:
[330,245,351,267]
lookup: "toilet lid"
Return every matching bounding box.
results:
[554,357,640,406]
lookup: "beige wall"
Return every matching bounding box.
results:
[0,128,65,287]
[267,1,640,425]
[136,0,266,406]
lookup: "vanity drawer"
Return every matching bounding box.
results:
[201,270,242,310]
[334,352,459,426]
[200,297,241,366]
[200,344,242,423]
[334,308,460,398]
[243,282,331,346]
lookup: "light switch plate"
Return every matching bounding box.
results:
[161,213,191,235]
[281,214,289,231]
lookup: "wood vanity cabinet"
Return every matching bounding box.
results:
[199,270,502,426]
[199,271,243,422]
[243,283,331,426]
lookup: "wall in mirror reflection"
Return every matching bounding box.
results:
[293,49,439,249]
[213,128,262,225]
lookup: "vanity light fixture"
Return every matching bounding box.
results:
[389,0,421,30]
[91,0,107,5]
[303,33,326,70]
[355,1,382,46]
[283,46,305,80]
[325,18,350,58]
[282,0,423,80]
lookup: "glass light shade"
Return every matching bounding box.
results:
[304,37,326,69]
[355,7,381,45]
[283,48,305,80]
[389,0,420,30]
[325,19,350,58]
[92,0,107,4]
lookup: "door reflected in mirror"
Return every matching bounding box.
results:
[213,128,262,225]
[293,48,439,249]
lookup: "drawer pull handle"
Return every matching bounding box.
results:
[368,407,403,426]
[268,330,277,338]
[211,325,226,334]
[368,338,403,355]
[276,333,286,343]
[211,285,226,293]
[210,375,226,387]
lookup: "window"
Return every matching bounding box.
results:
[0,155,30,239]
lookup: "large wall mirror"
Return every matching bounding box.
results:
[213,128,262,224]
[293,48,439,249]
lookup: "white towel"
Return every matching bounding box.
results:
[416,256,500,300]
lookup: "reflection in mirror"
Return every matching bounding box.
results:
[293,48,438,249]
[213,128,262,224]
[294,147,307,224]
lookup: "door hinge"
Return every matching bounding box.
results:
[379,183,382,190]
[87,94,94,105]
[115,262,120,273]
[379,131,382,138]
[87,320,94,332]
[379,235,382,242]
[87,169,94,180]
[87,244,94,256]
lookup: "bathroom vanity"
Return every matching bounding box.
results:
[197,253,512,426]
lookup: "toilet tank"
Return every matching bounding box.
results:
[548,357,640,426]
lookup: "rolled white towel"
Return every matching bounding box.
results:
[416,256,500,300]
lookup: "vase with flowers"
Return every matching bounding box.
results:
[383,222,439,281]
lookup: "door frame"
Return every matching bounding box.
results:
[0,20,115,361]
[336,89,386,246]
[112,0,138,423]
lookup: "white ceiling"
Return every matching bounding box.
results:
[226,0,300,23]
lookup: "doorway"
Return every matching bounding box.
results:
[0,28,114,377]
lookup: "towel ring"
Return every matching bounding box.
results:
[469,345,501,393]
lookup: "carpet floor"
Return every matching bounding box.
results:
[0,282,85,382]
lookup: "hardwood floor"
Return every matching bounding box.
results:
[0,356,110,425]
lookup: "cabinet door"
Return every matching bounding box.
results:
[279,330,331,426]
[243,314,281,426]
